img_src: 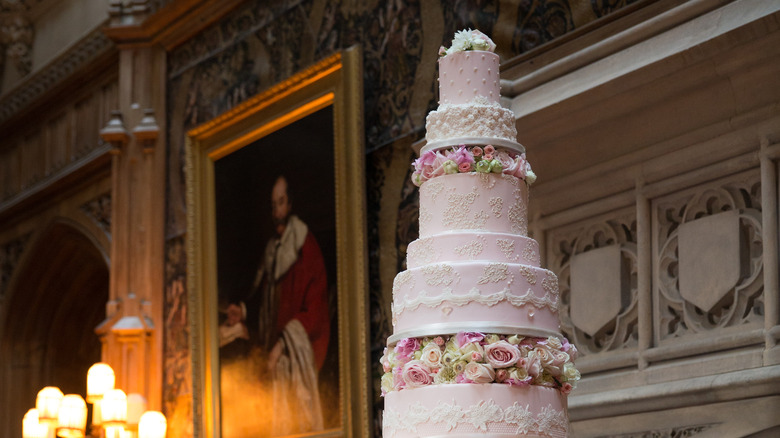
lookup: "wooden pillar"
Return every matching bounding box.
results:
[97,39,166,411]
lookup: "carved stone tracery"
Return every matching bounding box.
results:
[550,211,639,356]
[654,171,763,342]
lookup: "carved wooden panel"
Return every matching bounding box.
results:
[653,170,763,343]
[548,209,639,356]
[0,80,117,205]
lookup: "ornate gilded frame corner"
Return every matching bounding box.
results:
[185,46,369,438]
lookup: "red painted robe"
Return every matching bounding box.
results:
[257,215,330,370]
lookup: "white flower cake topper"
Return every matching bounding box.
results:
[439,29,497,57]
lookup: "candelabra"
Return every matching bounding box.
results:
[23,363,166,438]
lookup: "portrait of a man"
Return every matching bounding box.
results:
[213,106,339,437]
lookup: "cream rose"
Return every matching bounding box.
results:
[484,341,521,368]
[464,362,495,383]
[533,346,555,367]
[401,360,433,388]
[381,373,395,394]
[563,362,581,382]
[546,336,563,350]
[421,343,443,369]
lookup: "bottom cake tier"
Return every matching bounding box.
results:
[383,383,568,438]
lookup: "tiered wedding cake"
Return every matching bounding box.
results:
[380,30,579,438]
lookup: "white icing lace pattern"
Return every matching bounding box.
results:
[478,172,497,189]
[508,199,528,235]
[522,240,540,265]
[542,271,559,296]
[495,238,520,262]
[392,286,559,317]
[453,235,487,259]
[383,400,568,437]
[425,103,518,142]
[439,186,491,231]
[518,265,538,285]
[489,196,503,217]
[408,237,438,266]
[422,264,461,286]
[425,179,445,201]
[477,263,510,285]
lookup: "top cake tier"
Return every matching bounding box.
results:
[438,50,500,106]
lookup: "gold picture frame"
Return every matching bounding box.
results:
[186,46,370,438]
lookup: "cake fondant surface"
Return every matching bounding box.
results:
[383,384,568,438]
[382,29,577,437]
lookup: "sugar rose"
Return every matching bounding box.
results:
[485,341,521,368]
[526,352,542,377]
[401,360,433,388]
[533,346,555,367]
[464,362,495,383]
[421,343,443,368]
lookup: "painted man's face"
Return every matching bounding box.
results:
[271,177,291,236]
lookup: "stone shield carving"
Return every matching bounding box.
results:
[677,210,742,312]
[570,245,623,337]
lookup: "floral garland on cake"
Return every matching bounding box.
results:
[439,29,496,57]
[412,145,536,187]
[380,332,580,395]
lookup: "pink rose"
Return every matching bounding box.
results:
[433,336,445,346]
[394,338,420,361]
[561,382,573,394]
[562,338,578,361]
[414,150,436,169]
[496,151,516,174]
[464,362,495,383]
[513,154,528,179]
[472,146,483,157]
[495,369,508,382]
[455,373,472,384]
[458,162,472,173]
[455,331,484,347]
[525,352,542,377]
[401,360,433,388]
[470,30,496,52]
[483,144,495,155]
[485,341,521,368]
[451,145,475,166]
[392,366,406,390]
[483,153,494,161]
[470,351,483,362]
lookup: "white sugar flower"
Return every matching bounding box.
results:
[450,29,473,52]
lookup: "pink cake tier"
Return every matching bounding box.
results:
[389,260,560,343]
[419,173,529,238]
[438,50,500,105]
[383,384,568,438]
[406,232,541,269]
[424,50,522,153]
